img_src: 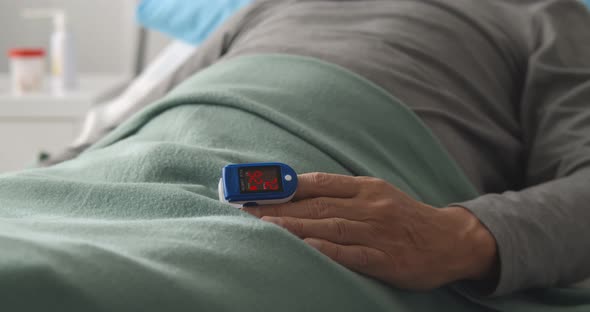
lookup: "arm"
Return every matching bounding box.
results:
[455,0,590,296]
[245,1,590,295]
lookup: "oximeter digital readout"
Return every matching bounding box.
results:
[219,163,298,207]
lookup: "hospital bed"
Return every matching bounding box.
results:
[41,40,200,165]
[28,0,590,308]
[41,0,590,291]
[60,40,590,291]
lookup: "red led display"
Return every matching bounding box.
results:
[239,166,283,193]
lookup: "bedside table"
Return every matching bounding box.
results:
[0,74,129,173]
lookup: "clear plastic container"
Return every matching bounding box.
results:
[8,48,46,95]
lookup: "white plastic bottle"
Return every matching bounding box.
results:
[23,9,78,94]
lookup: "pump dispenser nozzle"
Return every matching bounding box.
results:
[23,9,67,31]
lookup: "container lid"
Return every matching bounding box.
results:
[8,49,45,58]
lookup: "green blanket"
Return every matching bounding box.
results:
[0,55,588,311]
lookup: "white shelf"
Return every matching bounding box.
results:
[0,74,129,118]
[0,74,130,173]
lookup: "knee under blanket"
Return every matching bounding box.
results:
[0,55,588,311]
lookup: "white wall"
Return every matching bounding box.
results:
[0,0,140,75]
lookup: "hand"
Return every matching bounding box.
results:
[243,173,498,290]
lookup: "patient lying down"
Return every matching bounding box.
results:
[2,0,590,311]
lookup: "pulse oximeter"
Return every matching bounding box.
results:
[219,162,298,208]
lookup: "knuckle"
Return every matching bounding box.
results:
[355,176,376,185]
[330,218,348,241]
[309,172,332,187]
[356,176,390,198]
[372,178,389,189]
[373,197,397,213]
[357,248,370,268]
[290,218,305,237]
[309,198,330,218]
[356,176,376,183]
[358,176,385,188]
[358,176,380,182]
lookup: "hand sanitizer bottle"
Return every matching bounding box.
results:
[23,9,78,95]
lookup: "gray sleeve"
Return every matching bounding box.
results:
[457,0,590,296]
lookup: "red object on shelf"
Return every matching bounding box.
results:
[8,49,46,58]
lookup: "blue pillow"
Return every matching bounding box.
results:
[137,0,254,45]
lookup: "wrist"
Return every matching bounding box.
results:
[441,206,499,283]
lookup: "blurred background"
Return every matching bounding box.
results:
[0,0,172,173]
[0,0,170,74]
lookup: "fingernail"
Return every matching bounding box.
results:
[262,216,283,226]
[305,239,322,250]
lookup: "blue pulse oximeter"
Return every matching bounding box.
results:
[219,162,298,208]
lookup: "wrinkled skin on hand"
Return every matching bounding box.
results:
[243,173,498,291]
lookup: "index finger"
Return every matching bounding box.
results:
[294,173,360,201]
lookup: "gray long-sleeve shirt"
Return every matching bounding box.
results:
[56,0,589,296]
[187,0,590,296]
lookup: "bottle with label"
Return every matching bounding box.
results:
[23,9,78,95]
